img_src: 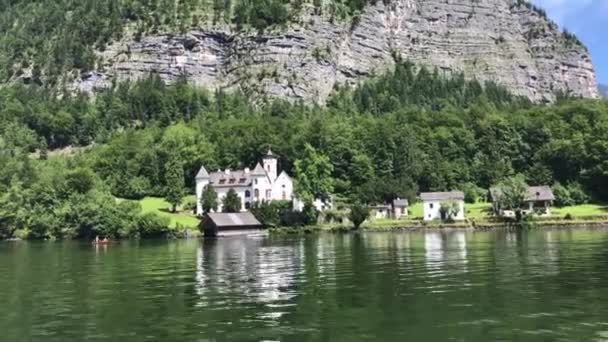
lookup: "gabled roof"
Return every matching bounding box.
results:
[393,198,409,207]
[205,212,262,227]
[196,165,209,179]
[251,162,266,176]
[208,169,252,187]
[420,191,465,201]
[490,185,555,202]
[526,186,555,201]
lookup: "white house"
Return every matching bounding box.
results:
[420,191,465,221]
[490,185,555,217]
[195,149,294,215]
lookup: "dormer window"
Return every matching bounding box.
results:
[219,179,226,184]
[228,178,236,184]
[239,178,246,183]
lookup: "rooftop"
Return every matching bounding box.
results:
[420,191,465,201]
[205,212,262,227]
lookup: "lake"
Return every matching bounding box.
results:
[1,229,608,341]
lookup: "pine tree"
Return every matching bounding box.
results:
[201,186,219,213]
[164,154,185,213]
[222,188,241,213]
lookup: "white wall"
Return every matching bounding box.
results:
[272,172,293,201]
[423,200,465,221]
[216,187,248,212]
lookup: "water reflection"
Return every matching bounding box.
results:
[424,231,468,272]
[195,236,303,311]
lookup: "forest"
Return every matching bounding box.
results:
[1,59,607,239]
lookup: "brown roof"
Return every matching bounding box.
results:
[205,212,262,227]
[525,186,555,202]
[490,186,555,202]
[420,191,464,201]
[208,169,252,188]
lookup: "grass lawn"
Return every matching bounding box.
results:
[552,204,608,217]
[137,196,200,228]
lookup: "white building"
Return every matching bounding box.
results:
[420,191,465,221]
[195,149,293,215]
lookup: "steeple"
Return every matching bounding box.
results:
[195,165,210,179]
[262,147,278,181]
[265,147,275,158]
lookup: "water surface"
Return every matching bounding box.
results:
[1,229,608,341]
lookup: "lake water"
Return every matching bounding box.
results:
[2,229,608,341]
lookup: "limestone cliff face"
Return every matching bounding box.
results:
[78,0,599,103]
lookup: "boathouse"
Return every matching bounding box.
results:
[200,212,263,237]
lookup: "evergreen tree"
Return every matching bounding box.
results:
[201,186,219,213]
[222,189,242,213]
[164,154,185,213]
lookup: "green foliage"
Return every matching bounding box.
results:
[1,57,607,239]
[164,153,185,212]
[553,182,589,207]
[65,167,97,194]
[201,186,219,214]
[294,143,334,202]
[135,212,171,238]
[349,202,370,229]
[250,200,291,226]
[462,182,485,204]
[439,200,460,222]
[222,189,242,213]
[494,175,528,220]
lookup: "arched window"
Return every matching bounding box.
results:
[254,189,259,198]
[245,190,251,198]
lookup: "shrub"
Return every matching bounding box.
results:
[348,203,370,230]
[136,212,171,238]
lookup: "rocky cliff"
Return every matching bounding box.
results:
[77,0,599,103]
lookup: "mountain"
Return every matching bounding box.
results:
[600,84,608,98]
[2,0,599,103]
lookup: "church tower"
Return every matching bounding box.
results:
[262,148,277,182]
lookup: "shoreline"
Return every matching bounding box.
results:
[268,219,608,235]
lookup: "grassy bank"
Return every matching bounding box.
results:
[121,196,200,229]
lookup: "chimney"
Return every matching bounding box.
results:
[245,167,250,173]
[225,169,231,175]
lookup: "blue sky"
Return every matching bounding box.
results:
[531,0,607,85]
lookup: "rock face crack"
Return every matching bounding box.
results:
[77,0,598,103]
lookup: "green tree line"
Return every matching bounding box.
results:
[1,61,607,239]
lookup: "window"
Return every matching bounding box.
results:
[228,178,236,184]
[239,178,246,183]
[429,203,434,209]
[245,202,251,209]
[245,190,251,198]
[219,179,226,184]
[267,165,271,172]
[255,179,258,185]
[254,189,259,198]
[282,184,285,188]
[266,190,272,199]
[282,191,286,200]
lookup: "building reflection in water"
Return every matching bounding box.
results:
[424,231,468,272]
[194,236,303,318]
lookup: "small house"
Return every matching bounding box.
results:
[200,212,263,237]
[369,204,392,220]
[491,185,555,217]
[392,198,409,219]
[420,191,465,221]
